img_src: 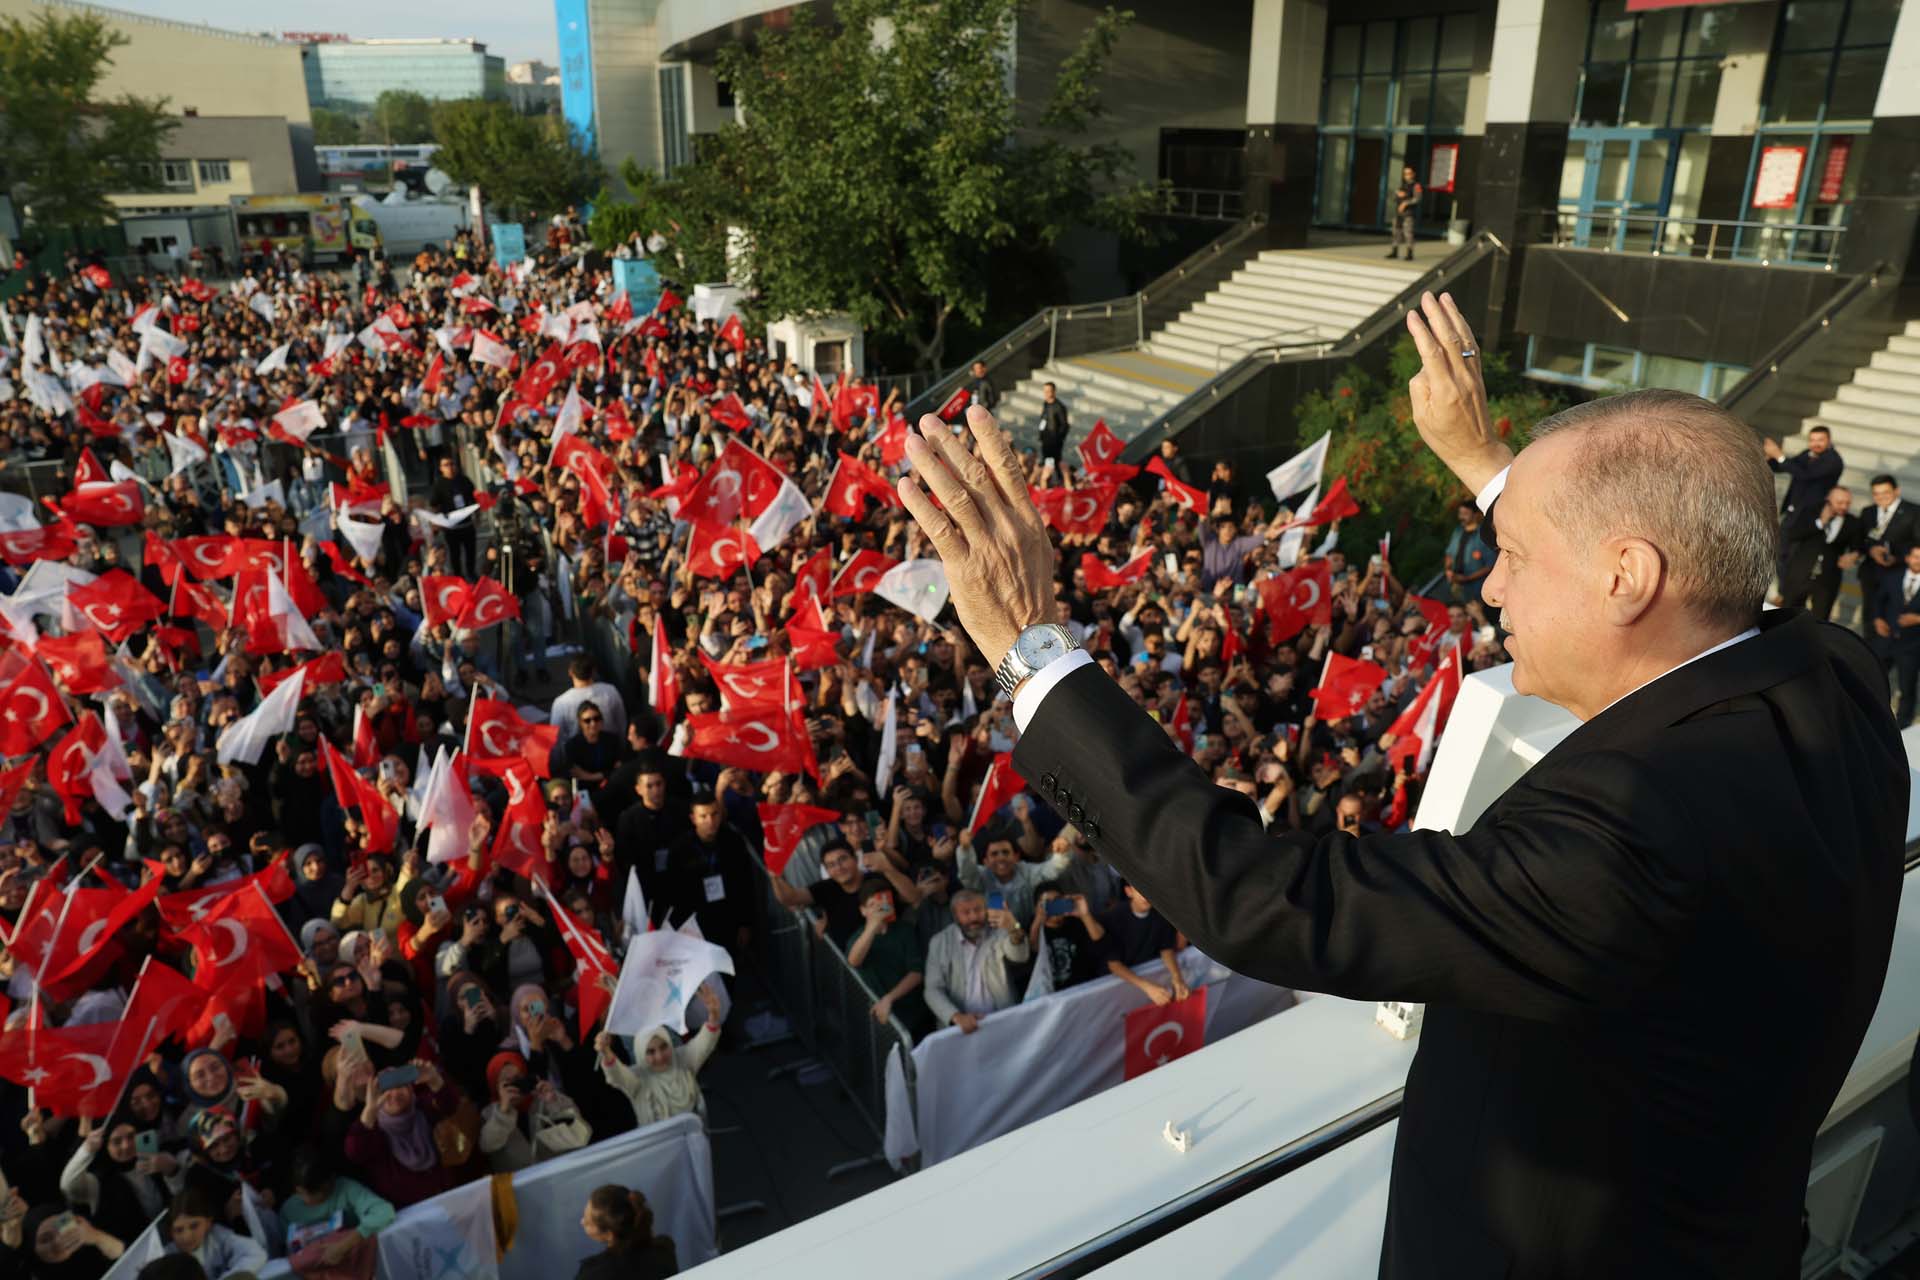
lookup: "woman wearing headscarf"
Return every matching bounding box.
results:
[178,1049,238,1126]
[342,1058,459,1208]
[592,982,722,1128]
[56,1114,176,1247]
[178,1105,275,1248]
[288,844,341,927]
[1,1201,127,1280]
[478,1050,591,1174]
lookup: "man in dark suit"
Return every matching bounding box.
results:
[1872,543,1920,725]
[1763,425,1843,561]
[891,291,1905,1279]
[1777,484,1864,621]
[1858,473,1920,633]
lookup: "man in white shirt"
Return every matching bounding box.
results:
[548,656,627,744]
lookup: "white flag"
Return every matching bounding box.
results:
[320,331,354,364]
[746,475,812,552]
[137,325,186,362]
[336,513,385,563]
[105,348,138,387]
[376,1176,499,1280]
[419,746,477,865]
[97,1217,166,1280]
[1265,433,1330,505]
[248,292,277,323]
[553,384,585,439]
[1276,484,1318,568]
[0,492,37,532]
[256,342,290,375]
[414,504,479,530]
[875,559,950,623]
[217,670,304,764]
[22,314,45,369]
[470,330,513,368]
[238,478,285,509]
[433,326,459,358]
[621,868,650,943]
[605,928,737,1037]
[266,569,322,652]
[873,693,899,796]
[271,398,327,443]
[165,432,208,476]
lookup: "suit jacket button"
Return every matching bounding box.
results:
[1057,787,1071,809]
[1084,820,1099,841]
[1069,804,1085,826]
[1041,773,1057,791]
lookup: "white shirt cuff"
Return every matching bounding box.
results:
[1012,649,1095,733]
[1475,465,1510,514]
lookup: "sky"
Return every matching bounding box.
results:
[104,0,559,66]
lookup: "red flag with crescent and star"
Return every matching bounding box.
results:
[1258,560,1334,644]
[1122,985,1207,1080]
[0,654,72,756]
[756,803,841,876]
[684,708,817,780]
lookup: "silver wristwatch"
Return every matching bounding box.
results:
[994,622,1081,698]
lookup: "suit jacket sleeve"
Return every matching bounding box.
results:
[1013,664,1705,1021]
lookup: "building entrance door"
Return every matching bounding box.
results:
[1566,128,1681,251]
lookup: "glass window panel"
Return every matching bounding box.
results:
[1643,354,1707,394]
[1318,136,1351,223]
[1401,17,1437,73]
[1638,9,1685,59]
[1438,15,1475,68]
[1780,0,1845,49]
[1590,0,1634,61]
[1630,140,1672,205]
[1827,47,1887,119]
[1325,77,1358,126]
[1844,0,1900,46]
[1683,8,1734,57]
[1667,134,1712,222]
[1623,63,1676,126]
[1671,60,1721,127]
[1589,346,1637,387]
[1580,63,1626,126]
[1595,140,1634,204]
[1397,75,1433,126]
[1430,72,1469,127]
[1708,364,1750,398]
[1766,51,1832,122]
[1358,78,1392,125]
[1527,336,1587,379]
[1365,22,1396,73]
[1331,24,1362,74]
[1558,149,1589,203]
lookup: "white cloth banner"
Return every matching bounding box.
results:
[605,927,736,1036]
[882,950,1293,1167]
[1265,432,1329,505]
[376,1174,499,1280]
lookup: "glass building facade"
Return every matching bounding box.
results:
[302,41,508,108]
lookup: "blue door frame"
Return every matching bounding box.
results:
[1563,127,1684,249]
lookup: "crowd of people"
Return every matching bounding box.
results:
[0,215,1491,1279]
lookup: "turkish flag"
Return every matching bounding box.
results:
[182,885,304,994]
[420,575,473,628]
[1146,457,1210,514]
[822,452,898,518]
[121,957,207,1050]
[36,631,119,695]
[647,621,680,731]
[514,342,567,405]
[1076,419,1126,469]
[1079,550,1153,591]
[700,652,802,713]
[75,449,110,487]
[0,1012,145,1118]
[783,624,841,670]
[550,431,616,489]
[1309,652,1389,720]
[1170,692,1194,752]
[1084,459,1141,483]
[461,295,497,315]
[58,481,144,527]
[321,738,397,856]
[606,290,633,325]
[1387,644,1464,772]
[1405,592,1452,635]
[0,521,78,566]
[491,814,551,882]
[67,570,165,643]
[457,576,521,630]
[46,712,107,824]
[1293,475,1363,529]
[828,549,899,598]
[1122,986,1208,1080]
[684,708,817,779]
[710,392,753,433]
[0,655,72,754]
[544,887,621,1032]
[718,313,746,354]
[686,523,762,579]
[793,548,835,608]
[1049,483,1120,539]
[167,356,190,384]
[152,854,295,935]
[174,315,201,335]
[969,752,1025,833]
[0,757,36,817]
[1258,560,1333,643]
[258,651,346,694]
[937,387,971,422]
[421,351,446,395]
[168,573,229,632]
[683,441,786,528]
[173,534,239,580]
[656,288,684,314]
[466,696,558,778]
[756,803,840,876]
[219,538,289,578]
[43,878,161,996]
[877,413,910,466]
[604,399,634,441]
[81,263,112,290]
[831,380,878,432]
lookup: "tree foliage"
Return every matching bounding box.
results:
[1291,338,1566,584]
[312,107,360,145]
[370,90,434,145]
[595,0,1167,369]
[429,99,602,221]
[0,11,176,229]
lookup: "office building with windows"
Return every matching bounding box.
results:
[299,38,508,109]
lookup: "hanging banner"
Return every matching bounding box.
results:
[1752,145,1807,210]
[1817,137,1853,204]
[1427,142,1459,195]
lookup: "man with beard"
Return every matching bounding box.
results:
[922,889,1029,1034]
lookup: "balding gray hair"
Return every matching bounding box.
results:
[1527,389,1776,631]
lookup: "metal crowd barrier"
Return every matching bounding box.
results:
[750,855,920,1176]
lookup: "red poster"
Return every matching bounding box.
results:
[1122,986,1208,1080]
[1428,142,1459,195]
[1752,145,1807,210]
[1817,138,1852,204]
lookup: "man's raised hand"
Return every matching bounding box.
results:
[1405,291,1512,498]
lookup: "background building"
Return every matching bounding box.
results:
[0,0,317,209]
[299,37,508,109]
[507,59,562,114]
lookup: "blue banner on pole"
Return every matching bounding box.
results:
[491,223,526,267]
[613,258,661,315]
[555,0,596,152]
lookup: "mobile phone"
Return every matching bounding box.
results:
[524,997,547,1019]
[503,903,519,921]
[375,1064,420,1093]
[51,1212,76,1238]
[429,895,447,916]
[872,891,895,921]
[135,1130,160,1156]
[906,744,924,763]
[746,635,767,651]
[461,985,484,1009]
[987,892,1005,912]
[1045,898,1077,917]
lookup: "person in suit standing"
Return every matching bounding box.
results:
[427,454,479,578]
[1777,485,1864,621]
[1037,382,1071,475]
[966,360,999,414]
[1762,425,1842,568]
[889,290,1904,1279]
[1871,543,1920,725]
[1858,474,1919,633]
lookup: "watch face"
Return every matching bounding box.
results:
[1016,626,1066,669]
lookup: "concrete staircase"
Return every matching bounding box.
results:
[997,248,1423,456]
[1774,317,1920,493]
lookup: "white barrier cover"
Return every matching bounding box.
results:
[883,949,1294,1166]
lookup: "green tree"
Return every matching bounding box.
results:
[0,10,175,229]
[1289,337,1567,584]
[312,107,361,145]
[587,157,729,282]
[430,98,602,220]
[601,0,1167,369]
[370,89,434,145]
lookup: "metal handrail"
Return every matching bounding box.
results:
[1213,322,1332,371]
[1011,1088,1407,1279]
[1532,208,1849,268]
[1719,260,1888,418]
